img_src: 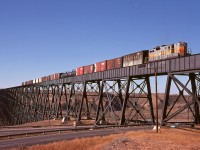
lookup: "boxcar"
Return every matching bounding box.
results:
[84,64,94,74]
[95,60,107,72]
[123,50,148,67]
[107,57,123,70]
[76,66,84,76]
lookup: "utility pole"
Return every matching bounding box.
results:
[154,68,158,133]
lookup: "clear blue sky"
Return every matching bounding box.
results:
[0,0,200,89]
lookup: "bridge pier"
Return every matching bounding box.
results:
[161,72,200,125]
[120,76,155,126]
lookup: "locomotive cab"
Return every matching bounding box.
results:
[174,42,188,56]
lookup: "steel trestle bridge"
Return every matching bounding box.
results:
[0,54,200,126]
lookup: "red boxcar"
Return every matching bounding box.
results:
[76,66,84,75]
[107,59,115,70]
[114,57,123,68]
[54,73,61,80]
[42,76,49,82]
[84,64,94,74]
[49,73,61,80]
[95,60,107,72]
[107,57,123,70]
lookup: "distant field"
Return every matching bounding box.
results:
[11,127,200,150]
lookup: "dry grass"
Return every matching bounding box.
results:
[11,127,200,150]
[10,118,95,128]
[120,128,200,150]
[9,119,64,128]
[11,134,118,150]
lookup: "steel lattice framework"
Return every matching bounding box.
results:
[0,54,200,126]
[161,72,200,125]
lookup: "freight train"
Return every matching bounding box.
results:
[22,42,188,85]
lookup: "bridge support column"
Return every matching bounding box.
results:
[77,82,87,121]
[95,81,105,126]
[190,73,200,124]
[161,73,200,125]
[120,77,131,125]
[161,75,172,126]
[65,83,74,124]
[145,76,155,125]
[120,76,154,126]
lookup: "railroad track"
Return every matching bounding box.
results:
[0,125,126,140]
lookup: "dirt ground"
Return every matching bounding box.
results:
[103,137,185,150]
[102,128,200,150]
